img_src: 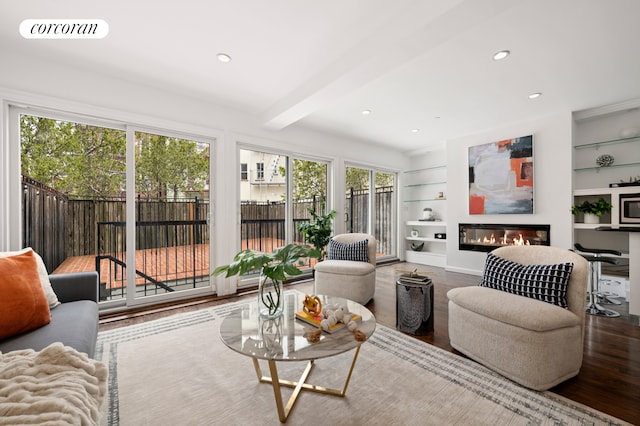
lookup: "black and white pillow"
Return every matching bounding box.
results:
[327,239,369,262]
[479,252,574,308]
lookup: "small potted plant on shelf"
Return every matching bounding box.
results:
[571,198,613,224]
[212,244,320,318]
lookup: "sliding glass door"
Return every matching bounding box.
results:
[345,165,396,259]
[19,112,128,302]
[14,107,215,308]
[131,130,211,302]
[237,148,330,286]
[291,158,329,267]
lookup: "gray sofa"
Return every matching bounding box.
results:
[0,271,99,358]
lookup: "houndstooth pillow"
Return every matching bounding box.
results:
[479,252,574,308]
[327,239,369,262]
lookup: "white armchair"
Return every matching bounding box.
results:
[447,245,589,390]
[313,233,376,304]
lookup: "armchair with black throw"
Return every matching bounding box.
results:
[447,245,589,391]
[313,233,376,305]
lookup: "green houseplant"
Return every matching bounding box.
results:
[297,209,337,261]
[212,244,319,318]
[571,198,612,223]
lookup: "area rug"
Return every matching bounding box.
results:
[96,293,630,426]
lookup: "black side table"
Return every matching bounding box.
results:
[396,278,434,335]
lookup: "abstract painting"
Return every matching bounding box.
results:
[468,135,533,214]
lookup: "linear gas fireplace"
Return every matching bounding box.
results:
[459,223,550,253]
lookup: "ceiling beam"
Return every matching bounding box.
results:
[261,0,515,131]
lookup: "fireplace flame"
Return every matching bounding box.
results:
[471,233,531,247]
[512,234,530,246]
[482,234,496,244]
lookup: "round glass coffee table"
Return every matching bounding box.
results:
[219,291,376,423]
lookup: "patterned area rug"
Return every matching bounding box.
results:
[96,293,630,425]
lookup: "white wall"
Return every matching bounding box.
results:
[445,112,574,275]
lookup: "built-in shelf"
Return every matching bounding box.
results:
[404,221,446,266]
[407,221,446,227]
[573,111,640,317]
[405,250,446,267]
[574,135,640,150]
[404,198,447,203]
[573,188,613,196]
[404,181,446,188]
[403,151,447,267]
[574,162,640,172]
[405,236,445,243]
[403,165,446,174]
[573,223,610,230]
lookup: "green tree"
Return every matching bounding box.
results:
[20,116,209,200]
[291,159,327,201]
[345,167,393,191]
[20,115,126,198]
[135,132,209,200]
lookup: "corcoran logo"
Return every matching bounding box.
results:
[20,19,109,39]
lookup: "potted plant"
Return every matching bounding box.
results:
[212,244,319,318]
[297,208,337,262]
[571,198,613,224]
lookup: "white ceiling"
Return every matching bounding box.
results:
[2,0,640,152]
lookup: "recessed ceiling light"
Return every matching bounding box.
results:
[411,128,420,133]
[361,109,371,115]
[217,53,232,63]
[528,92,542,99]
[493,50,510,61]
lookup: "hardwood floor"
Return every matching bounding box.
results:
[99,261,640,424]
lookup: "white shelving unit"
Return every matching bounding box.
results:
[572,186,640,231]
[572,107,640,316]
[404,220,447,267]
[402,147,447,267]
[573,136,640,173]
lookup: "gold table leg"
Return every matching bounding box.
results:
[251,345,362,423]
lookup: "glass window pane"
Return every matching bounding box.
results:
[20,114,127,302]
[375,171,395,256]
[240,149,287,255]
[345,166,370,233]
[134,131,211,298]
[292,158,328,266]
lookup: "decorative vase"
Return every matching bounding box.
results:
[259,316,283,356]
[410,230,419,238]
[410,242,424,251]
[422,208,434,221]
[583,213,600,224]
[258,269,284,318]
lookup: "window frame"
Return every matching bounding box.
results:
[7,105,217,310]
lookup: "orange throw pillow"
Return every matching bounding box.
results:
[0,250,51,340]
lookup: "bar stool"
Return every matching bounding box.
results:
[574,243,621,318]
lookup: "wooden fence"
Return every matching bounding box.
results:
[21,176,394,273]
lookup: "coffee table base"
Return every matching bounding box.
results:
[252,345,362,423]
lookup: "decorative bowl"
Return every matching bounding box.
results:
[596,154,614,167]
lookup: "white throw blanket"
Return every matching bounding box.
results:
[0,343,107,425]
